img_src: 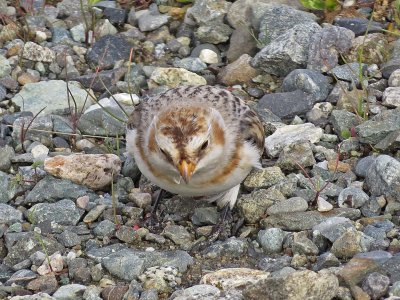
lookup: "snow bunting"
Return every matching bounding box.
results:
[126,85,264,209]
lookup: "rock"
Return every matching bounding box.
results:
[356,109,400,144]
[338,187,370,209]
[227,27,258,62]
[27,199,83,226]
[93,219,115,237]
[22,42,55,62]
[313,217,354,242]
[313,252,340,271]
[0,203,23,224]
[102,249,145,281]
[0,145,14,172]
[276,141,316,171]
[26,273,58,295]
[307,25,355,72]
[11,80,93,116]
[52,284,87,300]
[365,155,400,199]
[138,7,170,32]
[338,251,391,286]
[344,33,389,65]
[199,49,219,64]
[195,23,233,44]
[243,270,339,300]
[44,154,121,190]
[191,207,219,226]
[73,68,125,92]
[103,7,127,26]
[252,22,321,76]
[264,123,323,157]
[281,69,331,101]
[4,233,64,267]
[0,55,12,78]
[237,189,283,223]
[333,17,385,36]
[86,34,132,69]
[257,228,286,254]
[267,197,308,215]
[243,166,286,190]
[217,54,259,85]
[292,231,319,255]
[388,69,400,87]
[329,62,368,85]
[170,284,221,299]
[362,272,390,299]
[256,4,317,46]
[331,228,373,259]
[173,57,207,72]
[330,110,360,140]
[383,87,400,107]
[257,90,316,119]
[317,197,334,212]
[163,225,193,248]
[205,237,247,259]
[201,268,270,291]
[37,252,64,275]
[262,209,361,231]
[83,205,107,223]
[186,0,231,26]
[24,176,95,205]
[148,67,207,88]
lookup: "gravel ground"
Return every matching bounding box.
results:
[0,0,400,299]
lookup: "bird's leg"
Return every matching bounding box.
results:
[145,188,166,227]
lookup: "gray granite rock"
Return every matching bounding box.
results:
[257,90,316,119]
[0,204,23,225]
[264,123,323,157]
[24,176,95,205]
[257,4,317,46]
[338,187,369,209]
[356,108,400,144]
[258,228,286,254]
[138,6,170,32]
[252,22,321,76]
[102,249,145,281]
[4,233,64,266]
[365,155,400,199]
[27,199,83,226]
[333,17,385,36]
[330,110,360,140]
[313,217,354,242]
[191,207,219,226]
[307,25,355,72]
[282,69,332,101]
[362,272,390,299]
[205,237,247,259]
[267,197,308,215]
[52,284,87,300]
[86,34,132,69]
[11,80,92,116]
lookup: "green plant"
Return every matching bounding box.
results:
[299,0,338,11]
[79,0,102,45]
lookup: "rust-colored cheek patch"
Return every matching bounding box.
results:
[148,126,157,153]
[212,121,225,146]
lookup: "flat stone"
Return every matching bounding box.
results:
[27,199,83,226]
[243,270,339,300]
[44,154,121,190]
[149,67,207,88]
[264,123,323,157]
[217,54,259,85]
[11,80,93,116]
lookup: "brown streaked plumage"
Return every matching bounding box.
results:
[126,85,265,208]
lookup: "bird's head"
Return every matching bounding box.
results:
[148,105,226,183]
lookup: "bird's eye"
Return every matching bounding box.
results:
[200,140,209,151]
[160,148,173,162]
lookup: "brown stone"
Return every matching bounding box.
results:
[217,54,259,85]
[338,257,379,287]
[44,154,121,190]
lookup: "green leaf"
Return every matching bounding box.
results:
[341,129,351,140]
[299,0,337,11]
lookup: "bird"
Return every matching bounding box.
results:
[126,85,265,210]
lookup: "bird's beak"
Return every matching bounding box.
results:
[178,160,196,183]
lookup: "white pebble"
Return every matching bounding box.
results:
[317,197,333,212]
[199,49,219,64]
